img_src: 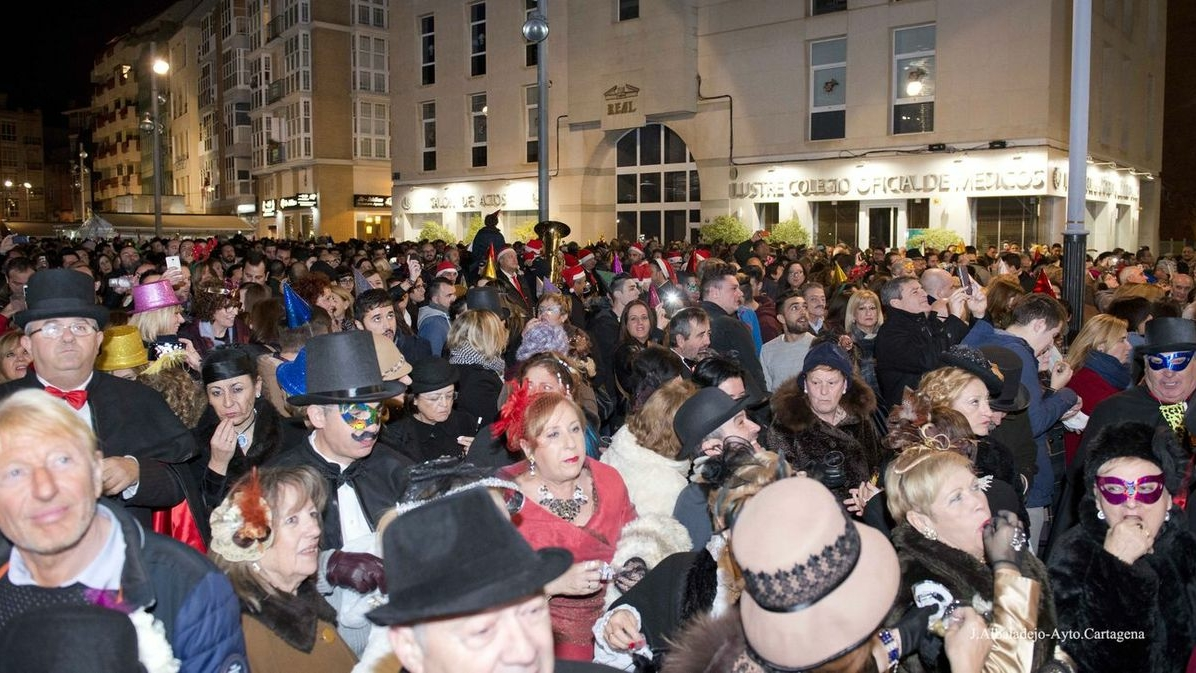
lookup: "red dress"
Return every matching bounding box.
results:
[1064,366,1121,466]
[500,458,637,660]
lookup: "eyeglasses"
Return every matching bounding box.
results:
[1096,474,1165,505]
[28,322,98,339]
[1146,351,1194,372]
[420,391,457,404]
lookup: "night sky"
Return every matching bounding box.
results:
[1,0,177,123]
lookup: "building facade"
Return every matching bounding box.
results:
[390,0,1165,252]
[0,100,45,222]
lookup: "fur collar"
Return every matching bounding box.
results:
[242,579,337,653]
[604,426,691,478]
[664,609,756,673]
[770,373,876,435]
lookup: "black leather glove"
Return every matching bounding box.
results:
[894,603,937,658]
[982,510,1024,571]
[326,550,387,593]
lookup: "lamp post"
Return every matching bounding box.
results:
[522,2,549,223]
[78,147,89,223]
[20,182,31,221]
[1062,0,1091,339]
[139,42,169,238]
[1,179,11,222]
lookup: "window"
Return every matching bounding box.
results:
[353,35,388,93]
[811,0,846,15]
[893,25,935,134]
[974,197,1041,250]
[421,101,436,171]
[815,201,859,248]
[525,85,539,163]
[355,101,389,159]
[0,123,15,142]
[810,38,846,140]
[619,0,639,21]
[615,124,700,243]
[525,0,539,67]
[353,0,386,28]
[469,3,486,77]
[420,15,435,85]
[470,93,487,167]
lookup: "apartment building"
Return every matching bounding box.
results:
[390,0,1165,251]
[0,100,46,222]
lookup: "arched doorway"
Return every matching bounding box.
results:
[615,124,700,244]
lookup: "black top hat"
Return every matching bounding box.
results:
[979,345,1030,413]
[408,357,460,395]
[673,387,751,460]
[466,286,509,319]
[0,604,142,673]
[287,331,406,405]
[14,269,110,329]
[533,220,572,239]
[1141,317,1196,355]
[367,487,572,626]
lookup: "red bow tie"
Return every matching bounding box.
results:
[45,386,88,410]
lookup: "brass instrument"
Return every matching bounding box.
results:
[534,220,571,284]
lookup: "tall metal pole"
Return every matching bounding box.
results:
[150,42,164,238]
[78,148,88,222]
[1062,0,1091,338]
[536,0,549,223]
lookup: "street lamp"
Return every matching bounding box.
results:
[139,43,170,238]
[1,179,11,222]
[522,3,549,223]
[78,147,89,223]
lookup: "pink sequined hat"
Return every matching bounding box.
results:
[131,279,182,314]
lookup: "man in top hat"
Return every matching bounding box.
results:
[1053,317,1196,548]
[266,329,412,653]
[494,244,538,316]
[368,487,616,673]
[0,269,196,529]
[0,389,248,673]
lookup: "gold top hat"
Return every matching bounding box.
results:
[95,325,149,372]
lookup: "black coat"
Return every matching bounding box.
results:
[388,409,479,464]
[700,300,767,395]
[874,308,970,411]
[265,437,412,550]
[0,370,197,529]
[494,269,537,316]
[884,524,1056,673]
[1048,499,1196,673]
[453,362,503,428]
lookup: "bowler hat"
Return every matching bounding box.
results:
[367,487,572,625]
[978,345,1030,412]
[734,477,900,670]
[466,285,509,318]
[1140,317,1196,355]
[15,269,109,329]
[95,325,149,372]
[130,278,181,314]
[0,604,142,673]
[674,387,751,460]
[286,331,406,405]
[408,357,459,395]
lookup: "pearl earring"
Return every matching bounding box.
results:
[1165,511,1171,522]
[922,528,938,541]
[1096,507,1106,521]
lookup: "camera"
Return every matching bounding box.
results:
[804,450,847,490]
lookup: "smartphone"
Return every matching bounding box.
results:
[957,264,973,295]
[108,277,133,289]
[11,235,29,244]
[166,255,181,270]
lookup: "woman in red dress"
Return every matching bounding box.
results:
[496,386,637,660]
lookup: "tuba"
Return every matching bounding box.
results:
[534,220,571,284]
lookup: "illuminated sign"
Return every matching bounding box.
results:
[354,194,393,208]
[261,199,276,217]
[277,192,319,210]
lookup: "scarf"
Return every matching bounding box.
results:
[1083,349,1131,391]
[450,344,505,375]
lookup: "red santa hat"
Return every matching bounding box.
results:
[563,264,587,285]
[630,261,653,281]
[628,242,645,257]
[522,251,537,264]
[687,248,710,275]
[435,261,458,278]
[578,249,595,265]
[524,239,544,255]
[653,258,678,285]
[666,249,683,265]
[564,253,578,267]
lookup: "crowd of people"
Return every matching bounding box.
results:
[0,219,1195,673]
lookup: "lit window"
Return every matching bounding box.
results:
[810,37,846,140]
[893,24,935,134]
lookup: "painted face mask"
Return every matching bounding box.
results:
[1095,474,1165,505]
[1146,351,1195,372]
[339,402,380,432]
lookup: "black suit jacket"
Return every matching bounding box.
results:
[494,270,537,316]
[700,300,767,395]
[0,370,197,527]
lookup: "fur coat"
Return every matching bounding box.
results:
[660,608,763,673]
[767,373,883,502]
[240,579,357,673]
[885,524,1057,673]
[601,425,692,517]
[1048,498,1196,673]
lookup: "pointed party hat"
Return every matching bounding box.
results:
[1032,269,1056,298]
[481,243,499,281]
[283,282,312,328]
[612,253,624,275]
[542,278,560,295]
[353,268,373,295]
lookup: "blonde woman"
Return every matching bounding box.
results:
[844,289,884,398]
[1063,314,1132,465]
[448,309,509,427]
